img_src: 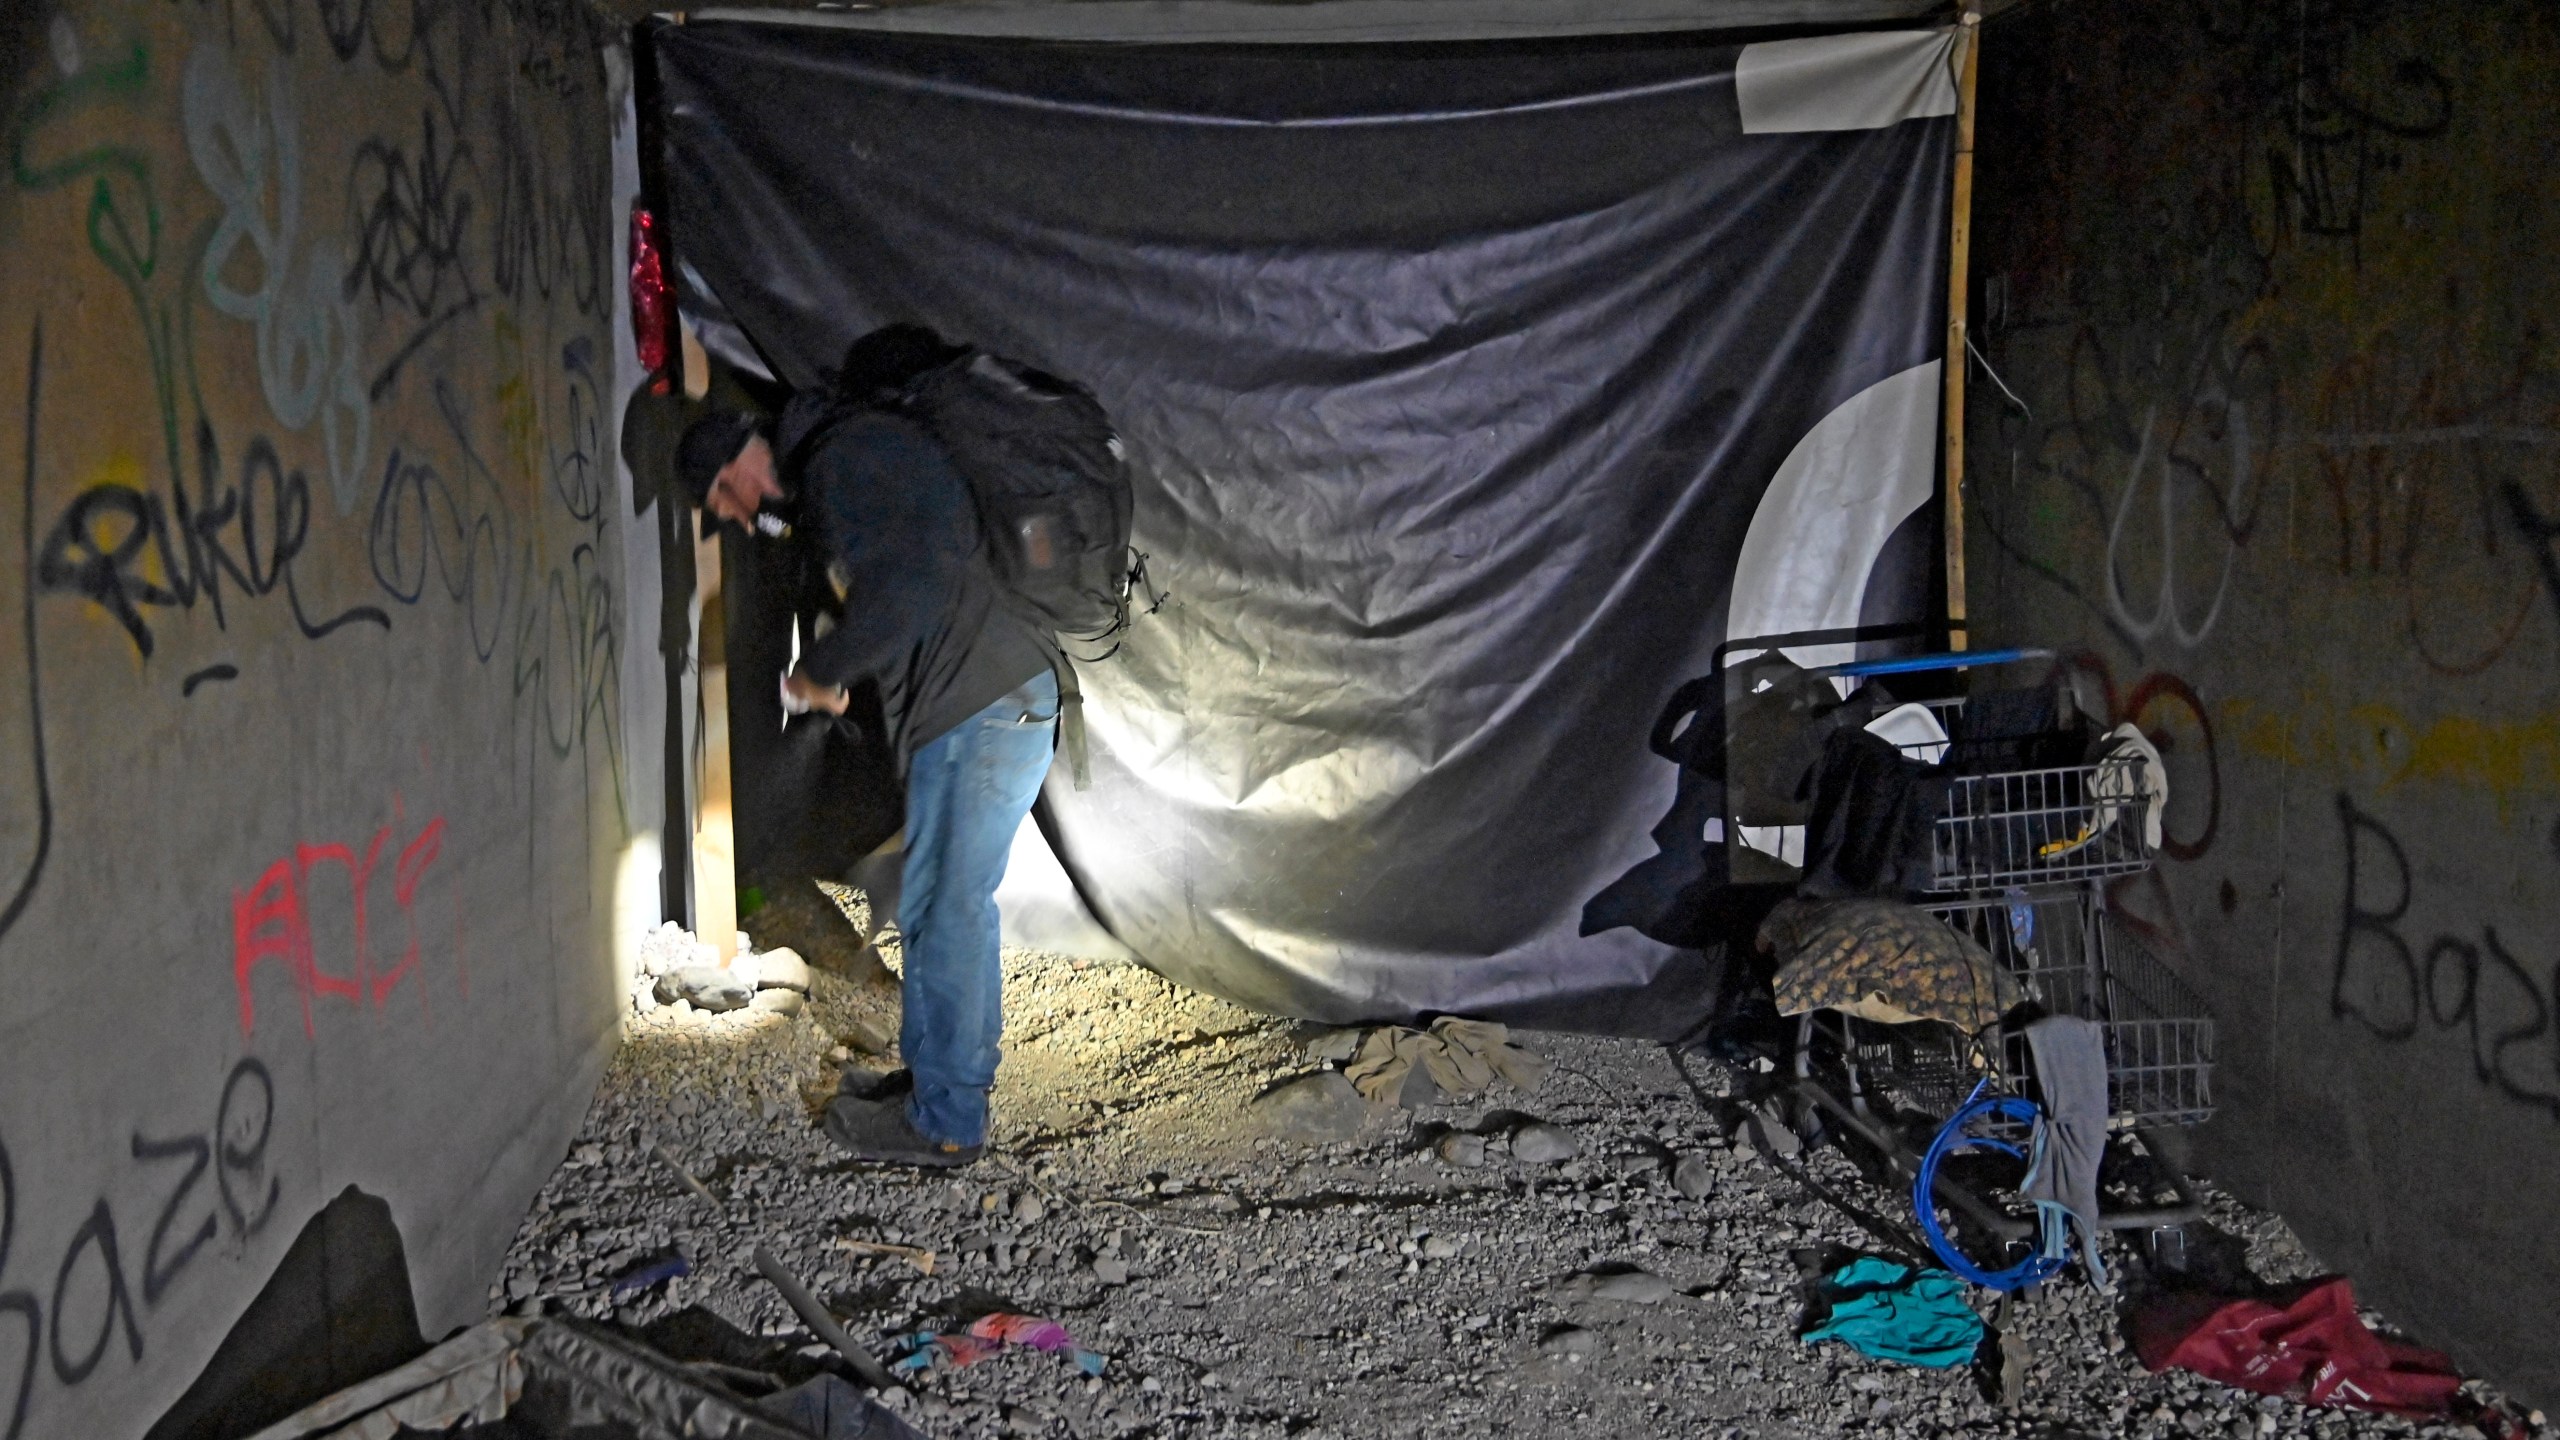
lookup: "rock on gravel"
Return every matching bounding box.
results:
[750,947,812,993]
[1249,1071,1369,1141]
[749,988,806,1016]
[1510,1121,1581,1164]
[1539,1327,1599,1359]
[1304,1028,1363,1063]
[1560,1268,1675,1305]
[660,965,755,1012]
[1739,1102,1803,1160]
[1672,1153,1716,1199]
[1435,1132,1487,1167]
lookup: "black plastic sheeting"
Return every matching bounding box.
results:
[650,22,1951,1035]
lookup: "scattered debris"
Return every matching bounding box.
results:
[1434,1131,1487,1168]
[660,964,758,1012]
[609,1247,691,1302]
[835,1237,939,1275]
[1994,1323,2032,1411]
[753,946,815,994]
[242,1314,911,1440]
[1738,1098,1804,1160]
[1671,1152,1716,1199]
[491,941,2550,1440]
[1538,1326,1599,1360]
[754,1244,899,1391]
[2134,1276,2522,1433]
[1556,1268,1676,1305]
[650,1140,724,1212]
[891,1313,1106,1378]
[1303,1028,1363,1064]
[765,1373,931,1440]
[1341,1017,1550,1104]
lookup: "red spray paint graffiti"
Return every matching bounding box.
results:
[230,808,449,1039]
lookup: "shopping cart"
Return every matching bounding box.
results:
[1704,628,2215,1260]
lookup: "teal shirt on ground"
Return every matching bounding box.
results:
[1801,1256,1985,1368]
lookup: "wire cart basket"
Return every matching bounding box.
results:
[1927,758,2161,892]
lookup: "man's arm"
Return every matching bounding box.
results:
[793,415,970,690]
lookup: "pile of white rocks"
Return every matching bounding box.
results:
[633,921,815,1020]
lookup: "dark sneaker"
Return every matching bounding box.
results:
[822,1094,981,1169]
[836,1066,914,1102]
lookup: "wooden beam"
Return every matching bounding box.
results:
[693,515,738,965]
[1943,8,1982,650]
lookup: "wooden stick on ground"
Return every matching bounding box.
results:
[833,1237,937,1276]
[649,1140,723,1212]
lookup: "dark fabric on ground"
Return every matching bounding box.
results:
[145,1187,426,1440]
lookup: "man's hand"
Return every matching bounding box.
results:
[781,666,851,717]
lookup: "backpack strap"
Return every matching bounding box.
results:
[1052,652,1091,790]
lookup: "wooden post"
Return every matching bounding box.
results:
[693,507,739,965]
[1943,8,1982,650]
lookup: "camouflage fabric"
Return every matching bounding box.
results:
[1759,896,2023,1031]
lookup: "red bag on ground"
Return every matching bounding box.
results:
[2132,1277,2464,1420]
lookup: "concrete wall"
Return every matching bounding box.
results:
[0,0,648,1431]
[1966,0,2559,1405]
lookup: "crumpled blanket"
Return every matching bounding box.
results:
[891,1312,1106,1377]
[1760,896,2024,1031]
[1343,1017,1551,1104]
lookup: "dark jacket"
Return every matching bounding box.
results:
[783,404,1051,758]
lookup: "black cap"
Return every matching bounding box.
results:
[676,411,762,507]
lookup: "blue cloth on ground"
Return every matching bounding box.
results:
[1800,1256,1984,1368]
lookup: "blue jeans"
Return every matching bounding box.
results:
[899,669,1058,1147]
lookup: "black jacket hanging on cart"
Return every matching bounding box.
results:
[1797,727,1945,897]
[1725,657,1889,827]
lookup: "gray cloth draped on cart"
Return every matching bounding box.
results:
[2022,1014,2111,1287]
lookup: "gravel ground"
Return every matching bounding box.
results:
[494,924,2551,1440]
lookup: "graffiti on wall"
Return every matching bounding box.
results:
[0,0,625,951]
[231,801,453,1039]
[1968,2,2560,1151]
[0,0,625,1431]
[2332,794,2560,1122]
[0,1058,283,1438]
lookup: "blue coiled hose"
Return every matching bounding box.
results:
[1913,1084,2069,1291]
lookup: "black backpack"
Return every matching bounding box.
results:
[783,340,1151,786]
[896,351,1141,658]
